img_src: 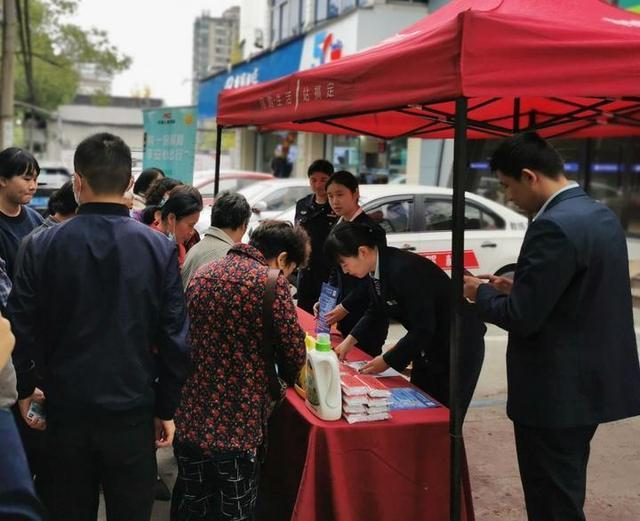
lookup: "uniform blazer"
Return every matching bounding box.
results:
[353,246,486,411]
[476,186,640,429]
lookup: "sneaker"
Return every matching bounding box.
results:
[155,475,171,501]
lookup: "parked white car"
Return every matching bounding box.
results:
[196,178,310,236]
[275,184,528,277]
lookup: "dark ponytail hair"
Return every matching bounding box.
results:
[324,221,379,263]
[160,185,203,222]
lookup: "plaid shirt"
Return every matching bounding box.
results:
[0,259,11,308]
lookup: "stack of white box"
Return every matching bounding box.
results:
[341,374,392,424]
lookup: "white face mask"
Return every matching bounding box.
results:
[72,175,81,205]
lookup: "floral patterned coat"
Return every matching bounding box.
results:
[174,243,306,453]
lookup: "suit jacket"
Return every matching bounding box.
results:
[476,186,640,429]
[353,246,486,410]
[329,212,387,342]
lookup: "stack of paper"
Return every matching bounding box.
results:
[340,374,392,424]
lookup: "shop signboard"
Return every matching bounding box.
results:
[143,106,197,185]
[198,37,305,120]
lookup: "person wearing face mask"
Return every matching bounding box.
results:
[151,186,203,269]
[10,133,190,521]
[171,220,308,521]
[319,170,387,357]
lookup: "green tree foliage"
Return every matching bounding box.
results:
[13,0,131,110]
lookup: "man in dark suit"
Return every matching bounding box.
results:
[464,132,640,521]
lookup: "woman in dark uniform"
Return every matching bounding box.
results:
[319,171,387,357]
[325,222,485,411]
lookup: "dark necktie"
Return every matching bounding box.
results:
[372,276,382,297]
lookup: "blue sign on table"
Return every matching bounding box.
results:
[143,106,197,185]
[316,282,338,335]
[389,388,440,411]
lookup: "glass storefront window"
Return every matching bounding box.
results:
[332,135,407,184]
[259,131,299,177]
[466,136,640,236]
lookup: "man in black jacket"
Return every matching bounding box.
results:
[294,159,337,313]
[464,132,640,521]
[10,133,190,521]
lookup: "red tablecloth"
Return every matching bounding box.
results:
[257,308,473,521]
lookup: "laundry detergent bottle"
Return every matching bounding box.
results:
[305,333,342,421]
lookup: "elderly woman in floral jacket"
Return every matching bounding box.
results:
[172,220,309,521]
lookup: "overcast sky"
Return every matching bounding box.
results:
[71,0,239,106]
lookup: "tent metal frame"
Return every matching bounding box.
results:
[212,93,638,521]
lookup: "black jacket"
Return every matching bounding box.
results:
[0,205,44,279]
[476,187,640,428]
[9,203,190,420]
[294,194,338,311]
[353,246,486,409]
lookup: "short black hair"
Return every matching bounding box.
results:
[211,191,251,229]
[0,147,40,179]
[47,180,78,217]
[134,168,165,196]
[324,221,379,264]
[326,170,358,192]
[74,133,132,195]
[307,159,334,178]
[249,220,310,268]
[490,132,564,181]
[160,185,203,222]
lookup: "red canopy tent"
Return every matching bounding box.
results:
[218,0,640,140]
[212,1,640,519]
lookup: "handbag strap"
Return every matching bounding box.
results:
[262,268,282,400]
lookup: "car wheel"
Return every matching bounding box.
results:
[494,264,516,279]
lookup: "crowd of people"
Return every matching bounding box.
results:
[0,130,639,521]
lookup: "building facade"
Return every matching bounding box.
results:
[198,0,430,181]
[192,7,241,104]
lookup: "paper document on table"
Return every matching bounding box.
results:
[343,360,402,378]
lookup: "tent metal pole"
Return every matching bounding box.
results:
[513,97,521,132]
[584,138,593,195]
[214,125,223,197]
[450,96,468,521]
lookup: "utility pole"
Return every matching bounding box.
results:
[0,0,17,149]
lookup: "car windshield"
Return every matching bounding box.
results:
[238,182,274,204]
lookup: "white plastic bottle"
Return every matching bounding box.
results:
[305,333,342,421]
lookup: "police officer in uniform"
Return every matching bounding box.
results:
[294,159,338,313]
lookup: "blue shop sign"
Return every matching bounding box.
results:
[198,36,305,120]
